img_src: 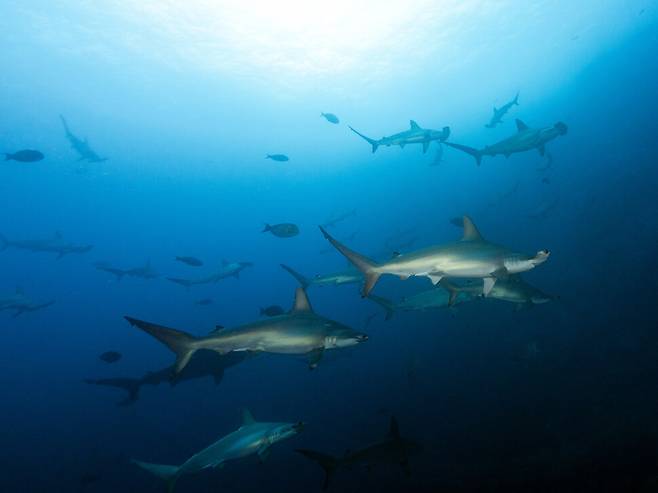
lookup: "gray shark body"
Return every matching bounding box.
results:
[297,417,420,490]
[442,276,554,307]
[0,232,93,259]
[167,260,253,288]
[368,288,472,320]
[95,261,159,281]
[350,120,450,153]
[133,409,303,492]
[280,264,362,289]
[322,209,356,228]
[0,288,54,317]
[60,115,107,163]
[485,92,519,128]
[320,216,549,297]
[126,287,367,372]
[446,119,567,165]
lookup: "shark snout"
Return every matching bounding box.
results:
[533,249,550,265]
[356,333,369,342]
[292,421,305,433]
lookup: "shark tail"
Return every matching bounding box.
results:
[132,460,180,493]
[124,317,198,373]
[513,91,520,105]
[280,264,310,289]
[444,142,482,166]
[348,126,379,153]
[367,294,395,321]
[84,378,142,406]
[319,226,380,297]
[166,277,193,288]
[296,449,339,490]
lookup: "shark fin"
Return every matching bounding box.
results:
[308,348,324,369]
[440,279,461,307]
[367,294,395,321]
[209,325,225,334]
[513,91,520,105]
[461,216,484,241]
[280,264,310,289]
[257,445,271,462]
[296,449,339,490]
[428,273,443,285]
[292,287,313,312]
[242,408,256,426]
[444,142,482,166]
[349,126,379,153]
[483,277,496,296]
[409,120,421,130]
[515,119,529,132]
[132,460,179,493]
[422,140,430,153]
[538,144,546,156]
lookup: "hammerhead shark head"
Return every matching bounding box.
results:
[0,231,93,259]
[133,409,303,492]
[84,350,253,406]
[0,288,54,317]
[446,119,567,165]
[167,260,253,288]
[280,264,362,289]
[126,287,367,372]
[349,121,450,153]
[297,417,421,490]
[485,92,519,128]
[320,216,549,297]
[94,260,159,281]
[59,115,107,163]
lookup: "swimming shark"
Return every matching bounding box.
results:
[0,231,93,259]
[94,260,159,281]
[85,350,253,406]
[367,287,472,320]
[126,287,367,372]
[60,115,107,163]
[133,409,303,492]
[322,209,357,228]
[349,121,450,153]
[280,264,363,288]
[446,119,567,165]
[485,92,519,128]
[0,288,55,317]
[441,276,555,308]
[319,216,550,297]
[297,417,421,490]
[167,260,253,288]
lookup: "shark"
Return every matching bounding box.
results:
[94,260,159,281]
[167,260,253,288]
[85,350,253,406]
[280,264,363,289]
[133,409,303,493]
[367,287,472,320]
[485,92,519,128]
[319,216,550,297]
[322,209,357,228]
[126,287,367,372]
[446,119,568,165]
[0,231,93,259]
[0,288,54,317]
[349,120,450,153]
[60,115,107,163]
[297,417,421,490]
[440,276,555,308]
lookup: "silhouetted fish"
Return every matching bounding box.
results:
[260,305,285,317]
[266,154,289,162]
[263,223,299,237]
[99,351,122,364]
[5,150,44,162]
[321,112,340,124]
[175,256,203,266]
[196,298,213,306]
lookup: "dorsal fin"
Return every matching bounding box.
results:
[209,325,225,334]
[242,408,256,426]
[388,416,401,440]
[409,120,421,130]
[292,287,313,312]
[462,216,484,241]
[515,119,529,132]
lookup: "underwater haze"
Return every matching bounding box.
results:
[1,1,658,492]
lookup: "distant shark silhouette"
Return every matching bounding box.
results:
[60,115,107,163]
[485,92,519,128]
[0,287,54,318]
[167,260,253,288]
[350,120,450,153]
[0,231,93,259]
[94,260,159,281]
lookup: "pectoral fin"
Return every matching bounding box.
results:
[422,140,430,153]
[482,277,496,296]
[257,445,271,462]
[307,348,324,370]
[427,273,443,285]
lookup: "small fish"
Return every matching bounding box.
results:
[266,154,289,162]
[260,305,285,317]
[99,351,122,364]
[262,223,299,238]
[175,256,203,267]
[5,149,44,162]
[321,112,340,124]
[196,298,213,306]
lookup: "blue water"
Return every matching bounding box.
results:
[1,2,657,492]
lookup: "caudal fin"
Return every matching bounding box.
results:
[132,460,180,493]
[280,264,310,289]
[124,317,197,373]
[84,377,141,406]
[513,91,520,105]
[296,449,339,490]
[319,226,380,297]
[367,294,395,320]
[348,126,379,153]
[444,142,482,166]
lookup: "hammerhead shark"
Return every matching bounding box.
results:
[441,276,555,308]
[167,260,253,288]
[485,92,519,128]
[297,417,421,490]
[320,216,550,297]
[59,115,107,163]
[84,350,253,406]
[0,287,54,317]
[280,264,362,289]
[126,287,367,372]
[446,119,567,165]
[94,260,159,281]
[367,287,472,320]
[0,231,93,259]
[133,409,303,492]
[349,120,450,153]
